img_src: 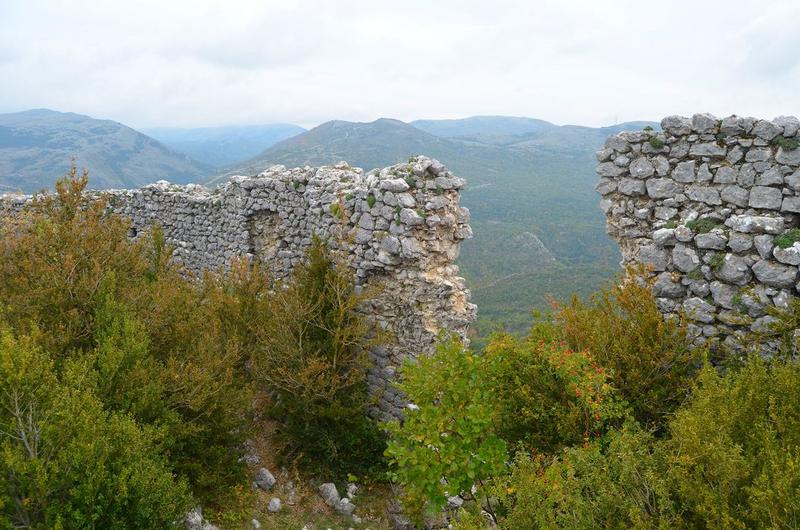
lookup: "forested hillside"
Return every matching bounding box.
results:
[220,116,657,335]
[0,109,211,191]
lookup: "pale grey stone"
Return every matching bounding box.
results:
[639,244,669,271]
[653,156,670,176]
[752,260,798,288]
[618,178,646,196]
[604,135,630,152]
[380,178,410,193]
[756,166,783,186]
[746,148,772,162]
[672,160,696,183]
[686,185,721,205]
[749,186,783,209]
[751,315,779,334]
[655,206,678,220]
[629,157,655,178]
[689,142,727,157]
[697,163,713,182]
[727,232,753,253]
[714,166,738,184]
[675,225,694,242]
[695,233,727,250]
[646,178,680,199]
[596,162,626,177]
[653,228,677,246]
[661,115,692,135]
[720,185,749,207]
[710,281,739,310]
[727,145,744,164]
[653,272,686,298]
[692,113,719,134]
[399,208,424,226]
[319,483,341,507]
[726,215,784,234]
[774,116,800,137]
[335,498,356,516]
[596,178,617,195]
[672,245,700,272]
[254,468,276,491]
[715,255,753,285]
[773,243,800,265]
[396,193,415,208]
[754,234,775,258]
[683,297,716,323]
[596,148,614,162]
[781,196,800,213]
[720,115,745,135]
[267,498,281,513]
[752,120,782,141]
[776,147,800,166]
[738,164,756,186]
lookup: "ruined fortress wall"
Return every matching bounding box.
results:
[597,113,800,349]
[3,156,476,419]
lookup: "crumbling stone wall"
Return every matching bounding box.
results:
[597,113,800,349]
[2,156,476,419]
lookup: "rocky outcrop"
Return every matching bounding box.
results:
[2,156,476,419]
[597,113,800,349]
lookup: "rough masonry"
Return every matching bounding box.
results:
[597,113,800,350]
[2,156,476,419]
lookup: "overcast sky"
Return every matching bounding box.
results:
[1,0,799,129]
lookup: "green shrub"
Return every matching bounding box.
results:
[774,228,800,249]
[710,252,726,270]
[772,135,800,151]
[0,327,192,528]
[665,358,800,528]
[367,194,376,208]
[384,338,507,524]
[685,218,718,234]
[483,333,626,453]
[0,171,254,520]
[648,137,665,149]
[531,270,699,429]
[492,423,678,530]
[251,238,385,477]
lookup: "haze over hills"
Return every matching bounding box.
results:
[220,115,659,334]
[0,109,211,192]
[144,123,305,168]
[0,108,658,335]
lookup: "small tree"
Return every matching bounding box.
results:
[251,238,385,476]
[384,338,508,524]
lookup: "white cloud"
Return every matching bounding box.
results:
[0,0,798,129]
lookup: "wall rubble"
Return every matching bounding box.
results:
[2,156,476,419]
[597,113,800,349]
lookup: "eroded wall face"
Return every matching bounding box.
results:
[597,113,800,350]
[3,156,476,419]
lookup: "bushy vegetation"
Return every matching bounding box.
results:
[385,271,800,529]
[250,239,386,478]
[529,271,698,428]
[0,171,383,527]
[774,228,800,249]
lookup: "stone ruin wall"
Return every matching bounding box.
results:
[597,113,800,350]
[2,156,476,419]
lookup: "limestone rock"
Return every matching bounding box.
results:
[752,260,798,288]
[254,468,276,491]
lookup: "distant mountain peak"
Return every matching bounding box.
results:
[0,109,211,192]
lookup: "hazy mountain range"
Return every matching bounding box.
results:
[0,109,212,191]
[0,108,658,335]
[144,123,305,167]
